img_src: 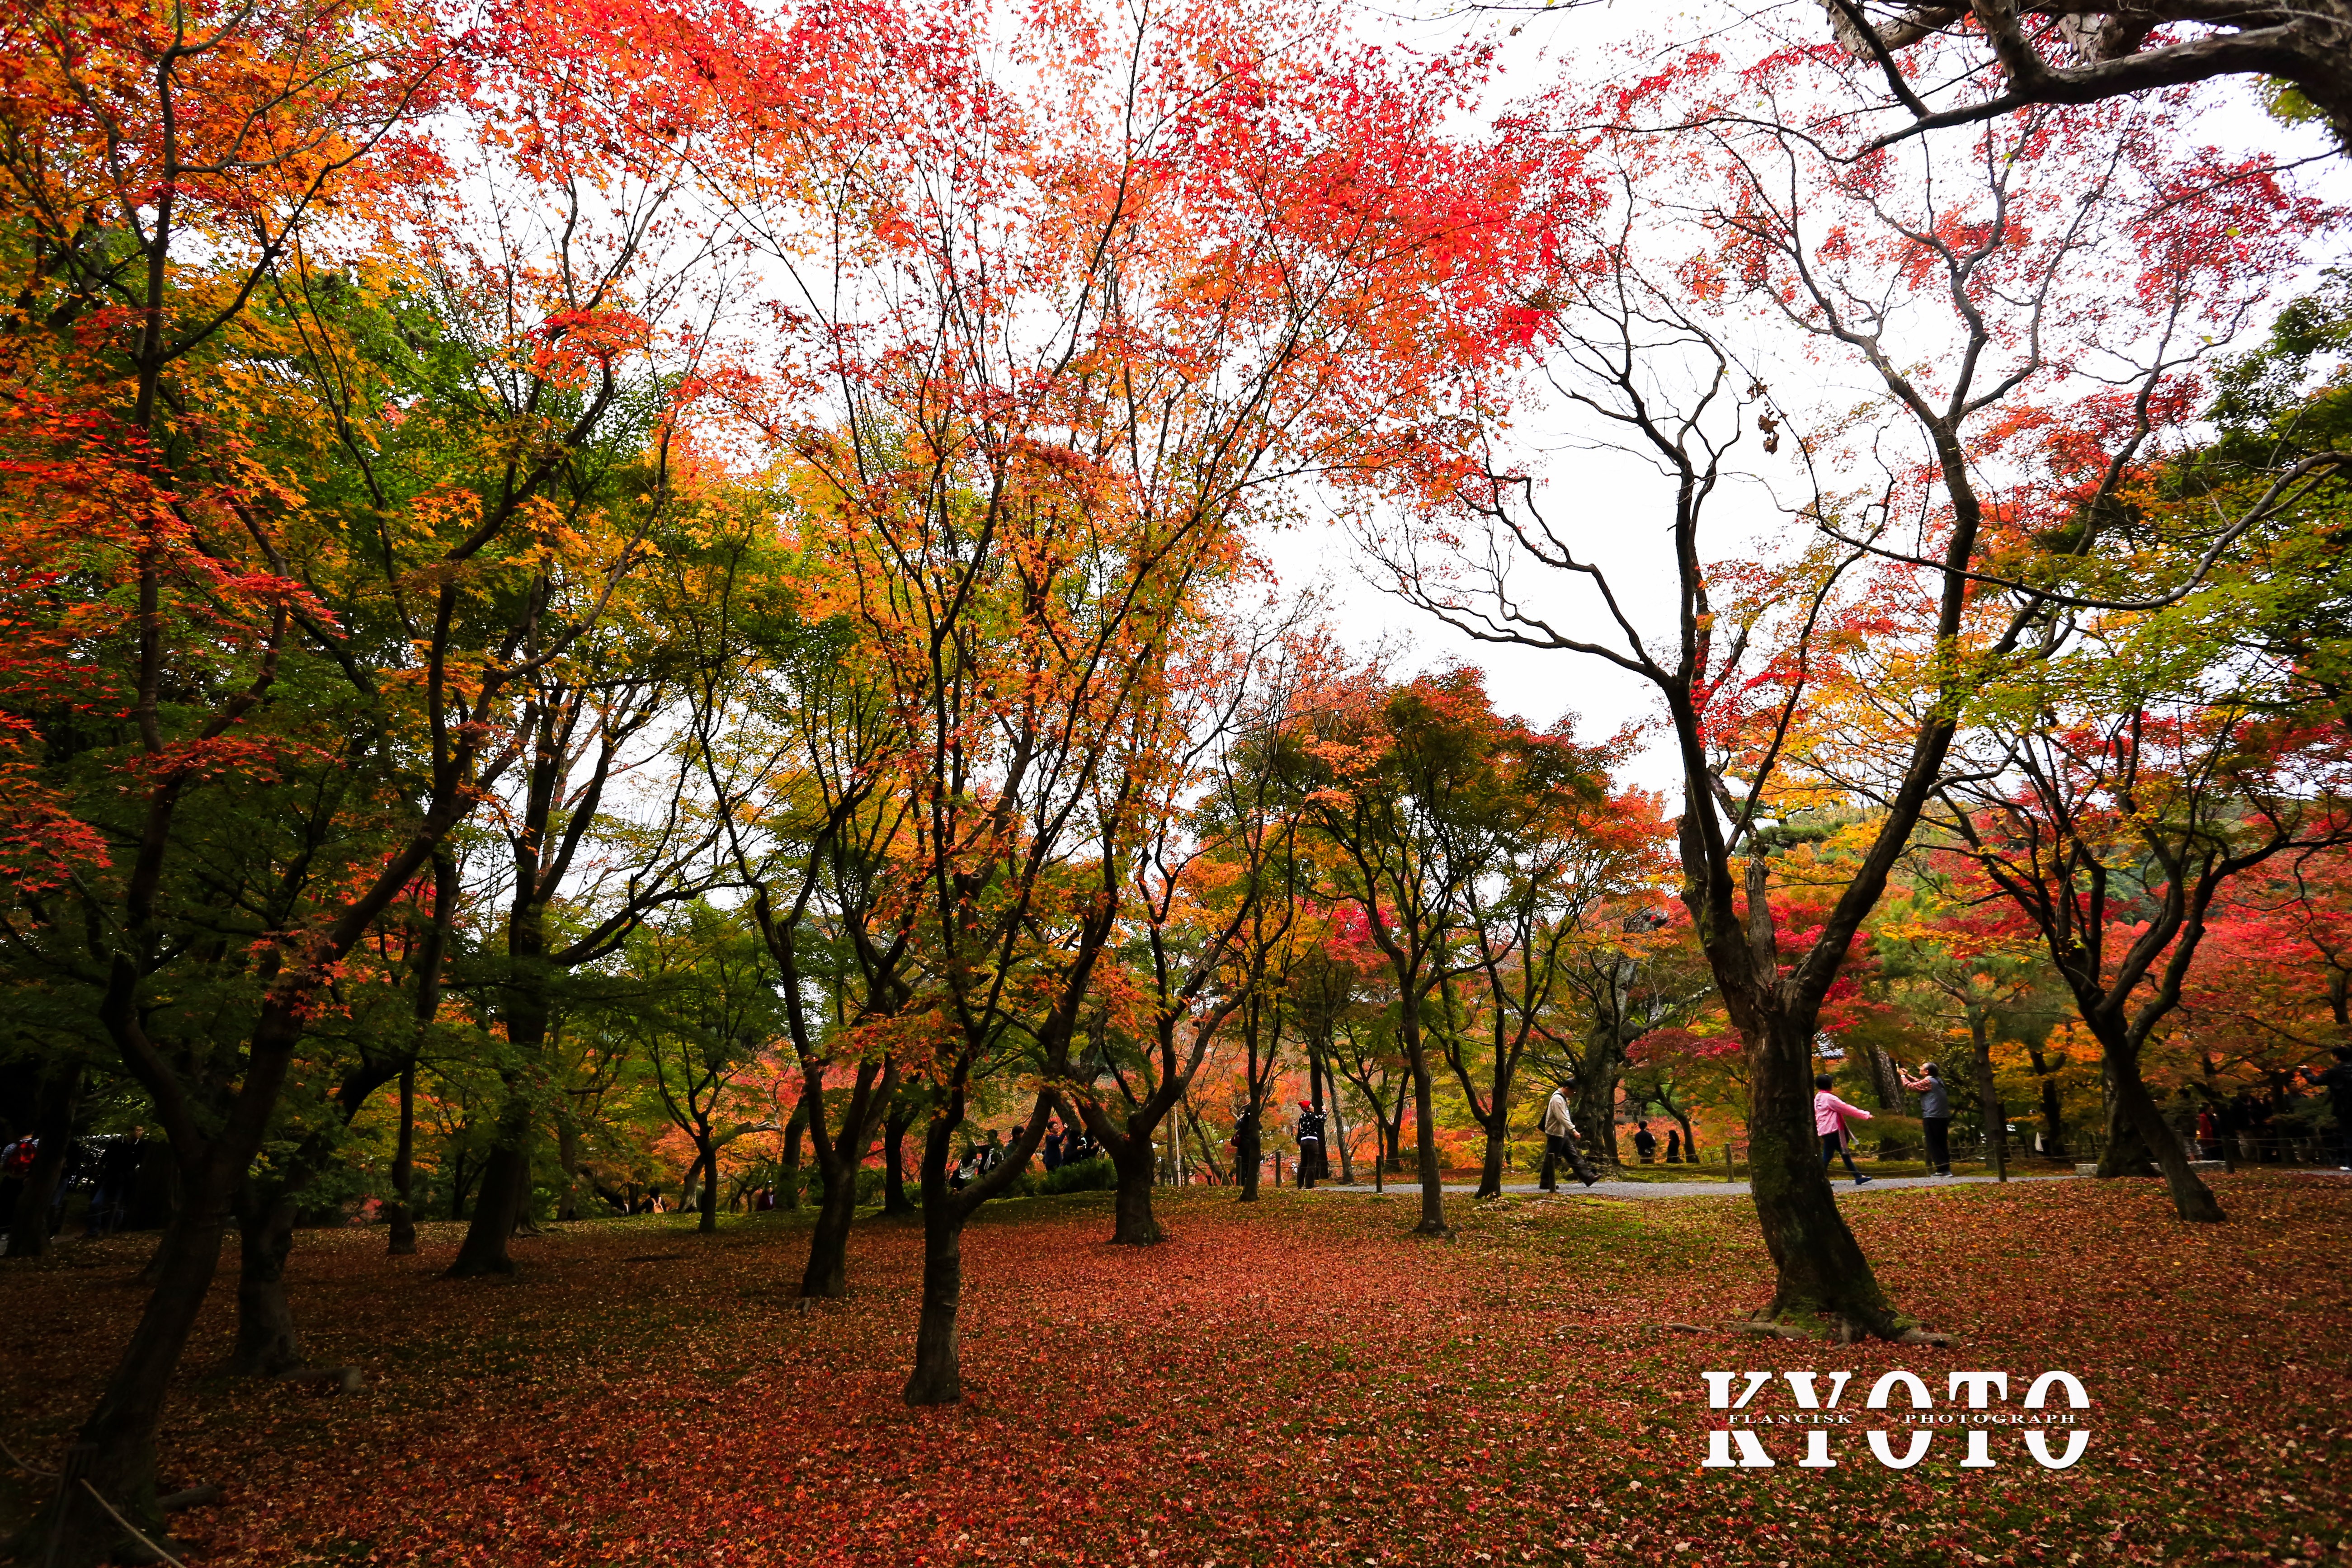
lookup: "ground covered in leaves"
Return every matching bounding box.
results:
[2,1175,2347,1567]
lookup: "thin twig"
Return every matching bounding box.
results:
[0,1434,56,1477]
[79,1480,190,1568]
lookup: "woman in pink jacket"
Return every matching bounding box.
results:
[1813,1074,1873,1186]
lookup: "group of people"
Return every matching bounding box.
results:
[1041,1120,1099,1172]
[0,1128,150,1245]
[1624,1120,1699,1164]
[1813,1061,1954,1185]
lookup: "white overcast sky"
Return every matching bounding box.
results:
[1254,0,2348,796]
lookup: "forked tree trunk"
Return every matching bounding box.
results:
[2102,1040,2222,1222]
[1109,1140,1163,1244]
[230,1194,302,1376]
[1746,1016,1904,1335]
[903,1200,966,1406]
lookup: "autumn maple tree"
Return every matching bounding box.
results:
[1366,40,2322,1332]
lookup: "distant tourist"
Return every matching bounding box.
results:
[1815,1074,1873,1186]
[1539,1083,1598,1191]
[1900,1062,1952,1175]
[1042,1121,1065,1172]
[1293,1102,1326,1189]
[1664,1129,1682,1164]
[1632,1121,1657,1164]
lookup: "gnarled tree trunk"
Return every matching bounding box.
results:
[1747,1015,1903,1334]
[230,1192,302,1376]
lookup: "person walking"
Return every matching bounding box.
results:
[2194,1104,2222,1162]
[1901,1062,1952,1175]
[1293,1102,1326,1189]
[1814,1074,1874,1186]
[1539,1083,1598,1191]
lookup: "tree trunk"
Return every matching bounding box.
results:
[1234,1116,1261,1202]
[1474,1111,1507,1199]
[556,1108,582,1223]
[2105,1040,2223,1222]
[1110,1139,1163,1244]
[1969,1016,2006,1180]
[902,1200,965,1406]
[696,1139,720,1233]
[1669,1104,1698,1159]
[387,1058,418,1255]
[1746,1016,1904,1335]
[17,1201,230,1566]
[229,1192,302,1376]
[780,1102,806,1211]
[6,1062,80,1259]
[2096,1058,2154,1177]
[883,1105,914,1215]
[1406,1041,1447,1236]
[800,1158,859,1296]
[1576,1027,1629,1171]
[2029,1047,2066,1158]
[448,1107,532,1277]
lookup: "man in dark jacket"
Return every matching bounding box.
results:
[1293,1102,1326,1189]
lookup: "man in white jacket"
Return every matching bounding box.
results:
[1539,1084,1599,1191]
